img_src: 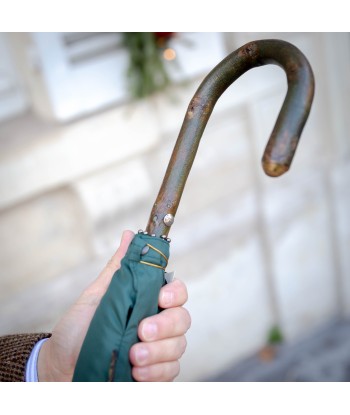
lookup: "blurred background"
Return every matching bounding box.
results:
[0,32,349,381]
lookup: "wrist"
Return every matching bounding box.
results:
[37,338,55,381]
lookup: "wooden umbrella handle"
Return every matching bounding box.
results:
[146,39,315,237]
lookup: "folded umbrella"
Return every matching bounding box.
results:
[73,39,315,381]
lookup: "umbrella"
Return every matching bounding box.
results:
[73,39,315,381]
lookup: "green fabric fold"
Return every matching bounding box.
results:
[73,233,169,382]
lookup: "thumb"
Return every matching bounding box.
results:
[83,230,135,299]
[107,229,135,272]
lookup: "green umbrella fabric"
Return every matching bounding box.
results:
[73,233,169,382]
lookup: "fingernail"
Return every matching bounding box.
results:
[135,366,149,381]
[162,290,174,306]
[135,347,149,365]
[142,322,157,340]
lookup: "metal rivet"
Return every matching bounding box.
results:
[138,229,143,234]
[143,231,148,235]
[167,238,171,243]
[163,214,174,227]
[141,245,149,255]
[151,234,156,237]
[161,235,167,240]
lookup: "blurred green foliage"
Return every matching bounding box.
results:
[122,33,171,98]
[267,325,284,345]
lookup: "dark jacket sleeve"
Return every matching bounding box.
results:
[0,333,51,382]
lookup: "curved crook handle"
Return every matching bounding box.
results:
[146,39,315,237]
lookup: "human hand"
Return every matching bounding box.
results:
[38,230,190,382]
[129,277,190,381]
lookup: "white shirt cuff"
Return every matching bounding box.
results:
[25,338,49,382]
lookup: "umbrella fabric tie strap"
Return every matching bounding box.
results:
[73,233,169,382]
[140,243,169,270]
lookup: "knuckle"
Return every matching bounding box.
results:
[171,361,180,381]
[105,258,117,273]
[160,309,176,331]
[180,307,192,330]
[161,307,191,336]
[161,362,178,382]
[174,279,188,303]
[179,336,187,357]
[76,287,101,306]
[166,313,177,334]
[159,363,168,380]
[173,335,187,359]
[180,281,189,303]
